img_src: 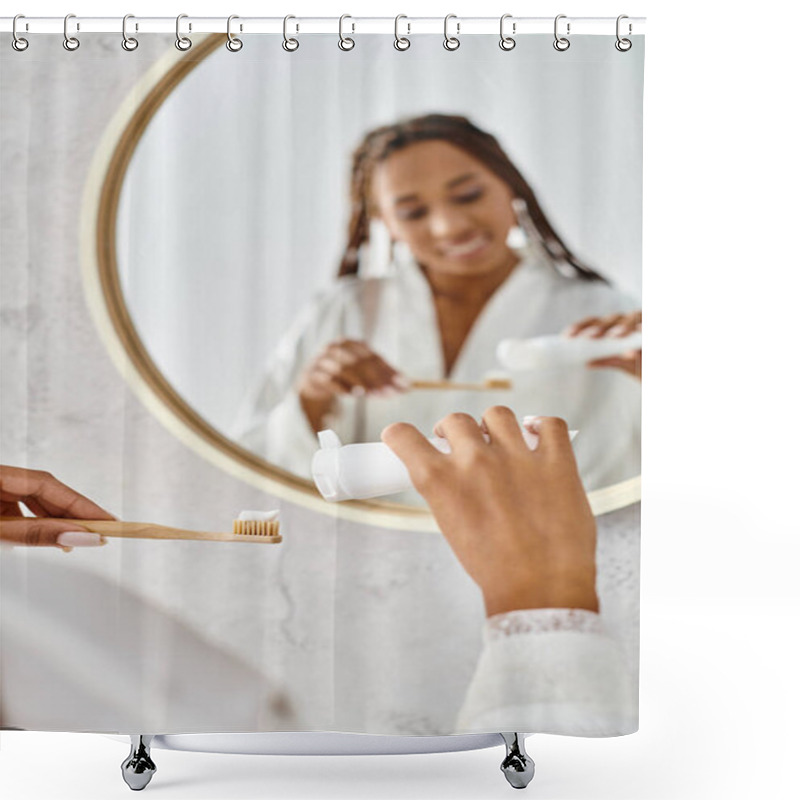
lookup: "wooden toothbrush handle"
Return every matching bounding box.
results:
[411,379,485,390]
[0,517,235,542]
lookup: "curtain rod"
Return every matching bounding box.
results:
[1,16,645,36]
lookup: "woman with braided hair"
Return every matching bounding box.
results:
[233,114,641,495]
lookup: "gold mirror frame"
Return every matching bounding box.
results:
[80,34,641,532]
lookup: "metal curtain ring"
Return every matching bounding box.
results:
[499,14,515,51]
[226,15,243,51]
[553,14,570,51]
[394,15,410,50]
[443,14,460,51]
[338,14,355,51]
[615,14,632,51]
[63,13,80,51]
[283,15,299,52]
[175,14,192,51]
[122,14,139,51]
[12,14,29,51]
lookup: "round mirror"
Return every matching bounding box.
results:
[84,34,642,528]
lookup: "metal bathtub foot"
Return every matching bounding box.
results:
[500,732,535,789]
[121,735,157,791]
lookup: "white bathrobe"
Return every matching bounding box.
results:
[456,607,637,734]
[233,244,641,496]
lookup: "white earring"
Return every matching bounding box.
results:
[506,197,536,251]
[508,197,578,277]
[390,238,415,269]
[505,224,527,250]
[359,218,394,277]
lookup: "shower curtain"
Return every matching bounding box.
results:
[0,23,643,738]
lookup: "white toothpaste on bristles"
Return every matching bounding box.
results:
[237,510,279,522]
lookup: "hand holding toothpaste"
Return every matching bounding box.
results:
[565,309,642,380]
[381,406,599,618]
[311,417,573,502]
[497,310,642,379]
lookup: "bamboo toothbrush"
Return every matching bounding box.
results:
[410,376,513,391]
[1,510,282,544]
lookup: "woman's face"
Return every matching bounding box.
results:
[370,140,518,278]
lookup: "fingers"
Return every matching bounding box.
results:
[430,408,571,456]
[19,495,50,517]
[344,341,407,394]
[571,314,625,338]
[345,346,396,394]
[314,355,362,394]
[432,412,486,454]
[588,350,642,380]
[381,422,442,484]
[304,367,352,397]
[607,311,642,338]
[0,516,107,550]
[0,465,115,520]
[523,416,575,462]
[565,315,606,338]
[565,310,641,339]
[480,405,529,452]
[316,340,407,397]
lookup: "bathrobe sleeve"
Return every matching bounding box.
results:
[455,608,638,736]
[230,281,362,478]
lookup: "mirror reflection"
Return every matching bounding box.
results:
[116,38,642,507]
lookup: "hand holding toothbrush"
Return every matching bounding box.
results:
[297,338,410,432]
[382,406,598,618]
[0,465,114,551]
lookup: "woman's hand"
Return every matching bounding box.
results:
[565,310,642,380]
[382,407,598,617]
[297,339,410,431]
[0,465,114,551]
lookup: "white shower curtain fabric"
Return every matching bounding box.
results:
[0,31,643,736]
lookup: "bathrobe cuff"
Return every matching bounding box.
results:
[455,608,638,737]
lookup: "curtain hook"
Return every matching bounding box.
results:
[394,14,410,51]
[12,14,29,51]
[553,14,571,51]
[499,14,516,51]
[615,15,632,51]
[175,14,192,51]
[443,14,460,51]
[63,13,80,51]
[282,15,299,52]
[122,14,139,51]
[338,14,355,51]
[226,15,243,51]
